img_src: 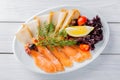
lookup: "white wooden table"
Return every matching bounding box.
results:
[0,0,120,80]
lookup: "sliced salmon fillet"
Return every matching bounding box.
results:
[73,46,91,60]
[50,47,73,67]
[29,50,56,73]
[79,49,91,59]
[60,46,82,62]
[71,46,86,62]
[37,46,64,71]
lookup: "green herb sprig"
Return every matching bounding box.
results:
[37,22,76,47]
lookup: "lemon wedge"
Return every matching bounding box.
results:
[65,26,94,37]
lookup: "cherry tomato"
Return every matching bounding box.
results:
[77,16,87,26]
[79,44,90,51]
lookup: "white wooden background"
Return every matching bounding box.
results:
[0,0,120,80]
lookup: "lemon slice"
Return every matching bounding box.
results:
[65,26,94,37]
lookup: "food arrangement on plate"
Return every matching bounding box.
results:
[16,8,103,73]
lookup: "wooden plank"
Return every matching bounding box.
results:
[103,23,120,54]
[0,54,120,80]
[0,23,21,52]
[0,0,119,22]
[0,22,120,54]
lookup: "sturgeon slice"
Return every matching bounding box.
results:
[23,20,39,38]
[59,9,80,32]
[16,25,32,44]
[34,14,51,27]
[50,10,67,32]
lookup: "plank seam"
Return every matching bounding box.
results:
[0,53,120,55]
[0,21,24,23]
[0,21,120,23]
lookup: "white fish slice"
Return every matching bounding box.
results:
[23,14,51,38]
[23,20,39,38]
[59,9,80,32]
[16,14,51,45]
[16,25,33,45]
[34,14,51,27]
[50,10,67,32]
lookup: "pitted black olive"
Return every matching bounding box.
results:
[28,44,36,50]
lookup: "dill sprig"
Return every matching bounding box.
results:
[37,22,76,47]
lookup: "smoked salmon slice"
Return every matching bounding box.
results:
[71,46,86,62]
[72,46,91,60]
[29,50,56,73]
[37,46,64,71]
[79,49,91,59]
[60,46,82,62]
[50,47,73,67]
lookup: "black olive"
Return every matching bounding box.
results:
[75,37,83,42]
[74,15,103,50]
[28,44,36,50]
[85,35,91,40]
[90,44,95,50]
[70,19,77,26]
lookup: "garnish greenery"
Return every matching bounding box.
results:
[59,29,67,38]
[37,22,76,47]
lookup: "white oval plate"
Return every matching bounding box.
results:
[13,5,110,75]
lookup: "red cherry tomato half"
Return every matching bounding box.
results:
[77,16,87,26]
[79,44,90,51]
